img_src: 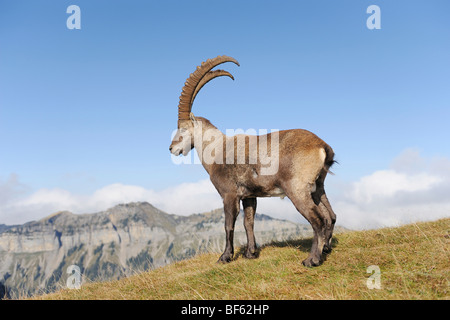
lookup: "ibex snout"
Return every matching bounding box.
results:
[169,127,193,157]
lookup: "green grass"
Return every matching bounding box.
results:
[33,218,449,300]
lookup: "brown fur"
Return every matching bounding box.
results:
[170,117,337,267]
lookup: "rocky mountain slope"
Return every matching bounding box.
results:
[36,218,450,301]
[0,202,315,298]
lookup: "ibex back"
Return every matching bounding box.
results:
[169,56,336,267]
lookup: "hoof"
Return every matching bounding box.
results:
[302,256,322,268]
[217,254,233,264]
[243,250,259,259]
[322,245,332,254]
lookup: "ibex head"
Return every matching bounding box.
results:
[169,55,239,157]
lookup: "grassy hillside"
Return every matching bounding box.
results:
[34,218,449,300]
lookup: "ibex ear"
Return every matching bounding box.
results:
[190,112,199,127]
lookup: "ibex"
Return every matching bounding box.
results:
[169,56,336,267]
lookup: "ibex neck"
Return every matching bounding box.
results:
[192,117,224,174]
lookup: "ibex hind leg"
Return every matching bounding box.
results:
[320,193,336,253]
[312,170,336,254]
[283,181,327,267]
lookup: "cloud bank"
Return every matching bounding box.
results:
[0,178,223,225]
[1,149,449,229]
[333,149,450,229]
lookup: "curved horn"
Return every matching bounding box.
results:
[178,55,239,123]
[190,70,234,106]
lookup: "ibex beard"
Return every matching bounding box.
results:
[169,56,337,267]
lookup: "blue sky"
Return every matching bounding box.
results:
[1,1,450,226]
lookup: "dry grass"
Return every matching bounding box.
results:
[33,218,449,300]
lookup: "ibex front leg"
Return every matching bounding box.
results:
[243,198,258,259]
[218,194,240,263]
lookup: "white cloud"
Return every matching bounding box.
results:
[351,170,441,203]
[0,178,224,225]
[333,149,450,229]
[1,149,449,228]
